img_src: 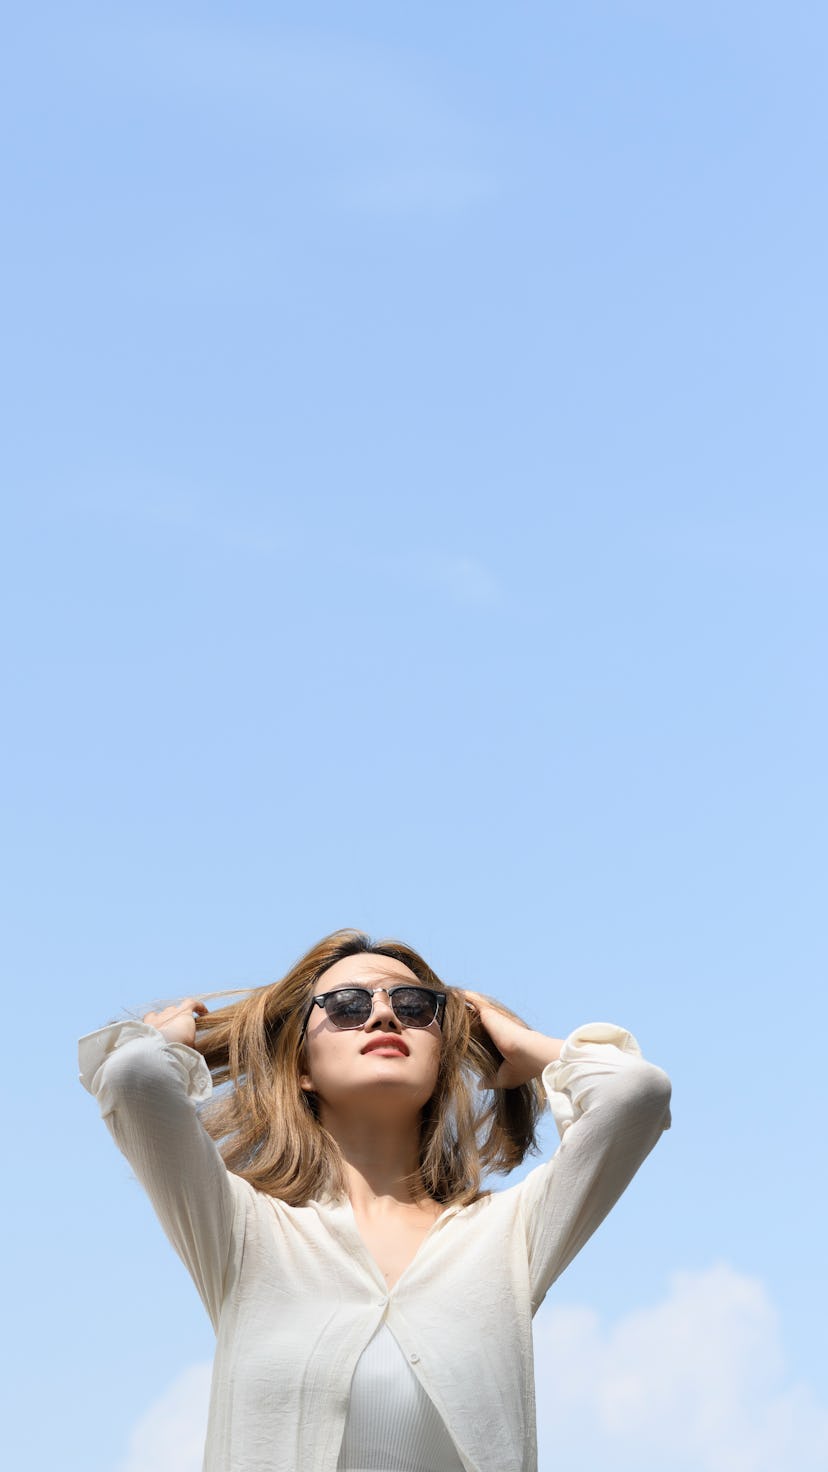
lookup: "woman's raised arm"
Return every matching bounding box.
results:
[462,993,671,1312]
[79,999,241,1329]
[514,1021,672,1310]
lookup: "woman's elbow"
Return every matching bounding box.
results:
[636,1062,672,1129]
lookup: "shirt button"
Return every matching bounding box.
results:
[409,1352,420,1364]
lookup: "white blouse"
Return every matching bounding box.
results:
[79,1019,671,1472]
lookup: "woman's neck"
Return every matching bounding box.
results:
[321,1105,427,1209]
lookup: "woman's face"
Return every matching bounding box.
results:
[298,953,443,1119]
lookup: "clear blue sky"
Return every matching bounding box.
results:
[3,4,827,1469]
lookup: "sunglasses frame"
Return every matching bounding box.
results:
[299,983,446,1043]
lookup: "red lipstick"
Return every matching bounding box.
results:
[361,1036,409,1056]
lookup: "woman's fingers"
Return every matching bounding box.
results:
[142,997,208,1045]
[143,997,207,1022]
[461,988,545,1090]
[461,989,483,1004]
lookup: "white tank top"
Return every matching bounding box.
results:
[337,1323,465,1472]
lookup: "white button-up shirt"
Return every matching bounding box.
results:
[79,1020,671,1472]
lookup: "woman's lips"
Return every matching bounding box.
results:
[361,1037,409,1056]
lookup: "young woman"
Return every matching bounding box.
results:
[79,928,671,1472]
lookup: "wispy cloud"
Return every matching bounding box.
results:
[50,485,504,611]
[100,24,497,219]
[333,165,496,216]
[63,480,287,560]
[423,551,502,607]
[120,1265,827,1472]
[118,1362,211,1472]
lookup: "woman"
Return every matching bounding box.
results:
[79,928,671,1472]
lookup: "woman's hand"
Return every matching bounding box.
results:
[462,990,563,1089]
[143,998,207,1048]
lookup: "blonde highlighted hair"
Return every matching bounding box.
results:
[194,929,545,1208]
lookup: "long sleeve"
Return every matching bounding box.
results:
[79,1021,240,1329]
[517,1021,672,1312]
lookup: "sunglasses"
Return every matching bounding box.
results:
[300,984,446,1041]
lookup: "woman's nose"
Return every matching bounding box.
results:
[365,990,401,1030]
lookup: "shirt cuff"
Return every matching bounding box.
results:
[78,1019,213,1102]
[540,1021,645,1139]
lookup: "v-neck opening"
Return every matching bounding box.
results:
[342,1198,460,1294]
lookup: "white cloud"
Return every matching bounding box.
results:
[120,1266,828,1472]
[534,1263,828,1472]
[118,1362,211,1472]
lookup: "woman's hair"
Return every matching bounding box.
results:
[194,928,546,1209]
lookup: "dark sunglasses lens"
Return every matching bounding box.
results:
[326,990,372,1028]
[391,987,437,1026]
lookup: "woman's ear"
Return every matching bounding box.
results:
[298,1040,314,1094]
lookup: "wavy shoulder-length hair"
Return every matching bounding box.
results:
[194,928,545,1209]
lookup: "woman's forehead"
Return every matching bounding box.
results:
[321,953,422,987]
